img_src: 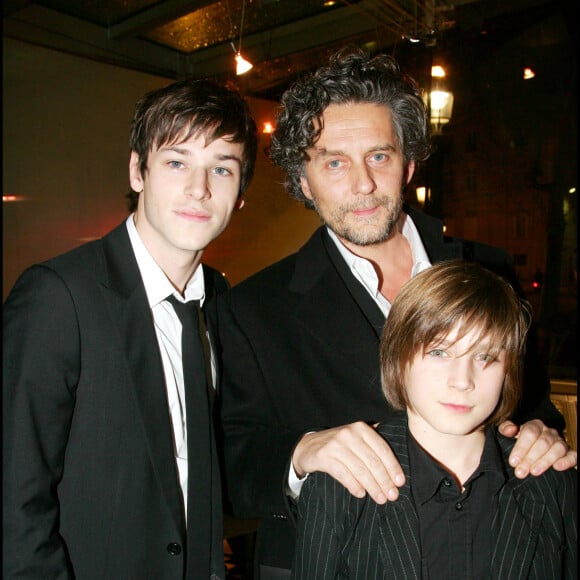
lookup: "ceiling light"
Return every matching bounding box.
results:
[235,52,253,75]
[229,0,253,76]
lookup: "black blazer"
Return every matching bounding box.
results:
[217,207,564,575]
[293,414,577,580]
[3,222,228,579]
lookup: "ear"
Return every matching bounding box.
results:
[129,151,144,192]
[300,175,314,201]
[405,160,416,185]
[235,198,245,210]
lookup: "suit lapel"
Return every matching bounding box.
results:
[100,223,184,532]
[405,205,465,263]
[376,417,421,580]
[321,230,386,336]
[491,476,545,579]
[377,499,421,580]
[289,228,383,384]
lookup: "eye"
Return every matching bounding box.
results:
[327,158,343,169]
[168,160,185,169]
[213,166,233,176]
[370,152,387,163]
[475,353,497,364]
[427,348,447,358]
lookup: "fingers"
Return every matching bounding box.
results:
[292,422,405,504]
[507,419,574,478]
[497,420,519,438]
[552,449,578,472]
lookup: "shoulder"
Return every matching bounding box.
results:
[41,221,133,282]
[496,431,577,495]
[202,264,230,296]
[301,470,371,523]
[8,237,105,298]
[376,413,408,443]
[229,226,335,301]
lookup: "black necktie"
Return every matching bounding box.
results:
[166,295,216,576]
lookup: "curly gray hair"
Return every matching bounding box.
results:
[269,47,432,208]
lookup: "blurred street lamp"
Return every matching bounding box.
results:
[415,186,427,206]
[421,64,453,218]
[423,65,454,134]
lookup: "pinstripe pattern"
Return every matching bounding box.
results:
[292,414,577,579]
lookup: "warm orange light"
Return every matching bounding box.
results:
[431,65,446,78]
[3,194,26,202]
[415,186,427,205]
[235,52,253,75]
[262,122,274,134]
[523,67,535,80]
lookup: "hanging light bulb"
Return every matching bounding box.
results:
[229,0,253,76]
[235,52,253,75]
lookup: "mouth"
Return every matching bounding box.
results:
[441,403,473,413]
[174,208,211,222]
[351,206,379,217]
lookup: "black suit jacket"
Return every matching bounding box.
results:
[3,222,228,579]
[216,207,564,576]
[293,414,577,579]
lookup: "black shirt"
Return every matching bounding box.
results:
[408,427,507,580]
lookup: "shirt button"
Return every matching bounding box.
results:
[443,479,452,487]
[455,502,463,511]
[166,543,182,556]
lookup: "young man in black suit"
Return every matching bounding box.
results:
[3,78,257,579]
[293,261,577,579]
[216,48,577,579]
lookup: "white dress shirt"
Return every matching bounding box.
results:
[126,214,213,521]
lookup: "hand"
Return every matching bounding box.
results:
[499,419,577,478]
[291,422,405,504]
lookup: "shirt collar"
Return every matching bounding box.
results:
[125,214,205,308]
[409,426,507,504]
[325,212,431,306]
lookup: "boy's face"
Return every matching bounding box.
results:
[405,325,506,438]
[130,131,244,267]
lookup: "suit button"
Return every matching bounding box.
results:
[167,542,182,555]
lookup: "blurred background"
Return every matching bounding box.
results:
[3,0,576,375]
[3,2,576,575]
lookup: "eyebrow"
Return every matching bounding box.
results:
[312,143,397,157]
[160,145,242,165]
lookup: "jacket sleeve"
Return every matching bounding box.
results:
[215,290,306,519]
[561,469,577,579]
[3,265,80,579]
[292,473,345,579]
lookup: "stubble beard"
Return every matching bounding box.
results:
[313,192,405,247]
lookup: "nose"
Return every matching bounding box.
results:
[352,162,376,196]
[448,357,475,392]
[185,168,210,201]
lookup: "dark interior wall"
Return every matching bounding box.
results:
[3,37,321,299]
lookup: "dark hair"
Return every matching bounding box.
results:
[269,47,431,209]
[127,78,257,211]
[380,260,532,427]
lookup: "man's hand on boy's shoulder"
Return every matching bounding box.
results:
[499,419,577,478]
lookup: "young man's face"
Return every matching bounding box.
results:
[130,131,244,266]
[299,102,414,248]
[405,325,506,438]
